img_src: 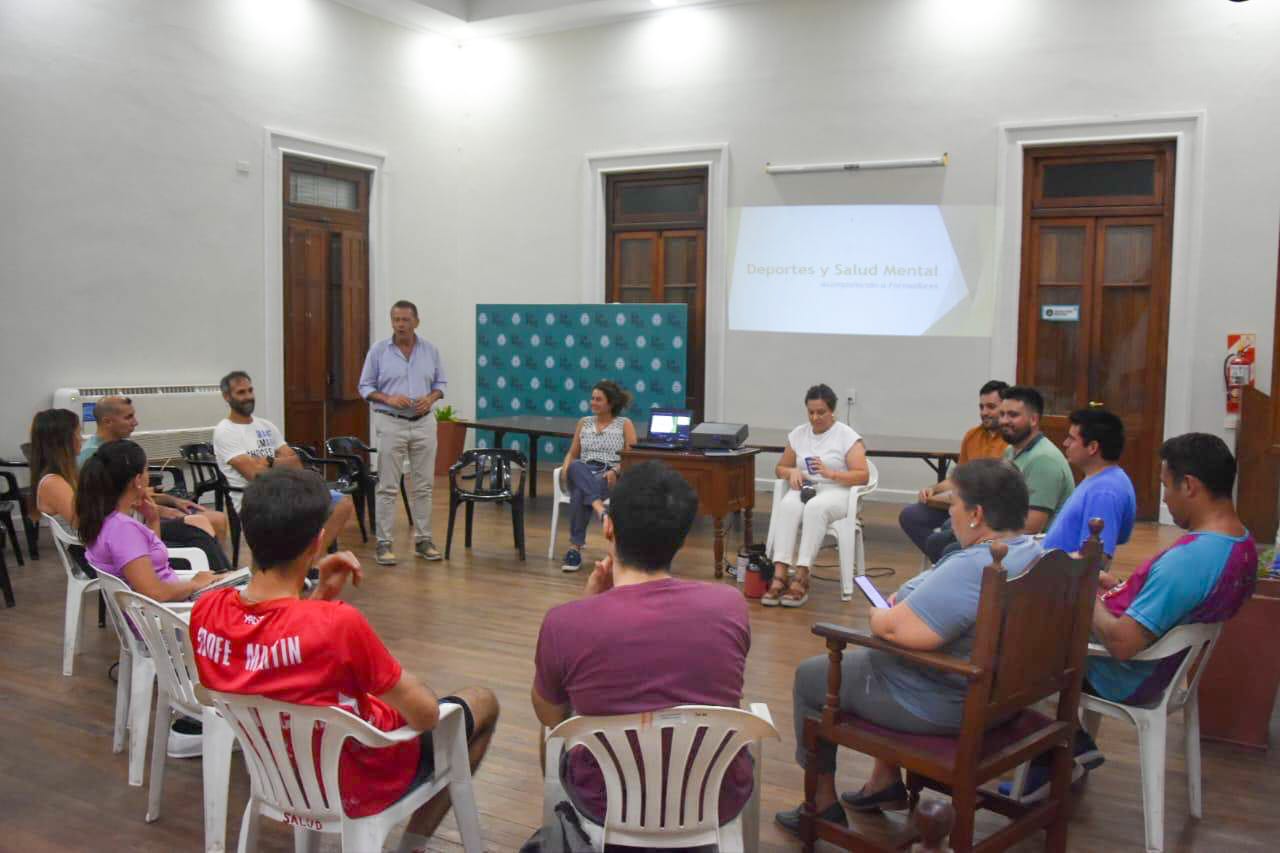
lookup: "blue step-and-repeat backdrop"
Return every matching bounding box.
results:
[475,304,689,460]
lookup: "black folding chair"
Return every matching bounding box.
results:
[179,443,242,566]
[289,444,364,544]
[326,436,414,538]
[1,450,40,563]
[446,448,527,561]
[0,527,14,607]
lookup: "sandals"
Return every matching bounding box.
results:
[760,575,789,607]
[780,570,810,608]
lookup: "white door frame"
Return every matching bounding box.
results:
[582,144,730,420]
[262,129,389,433]
[992,113,1205,524]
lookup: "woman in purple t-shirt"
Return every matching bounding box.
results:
[77,440,214,602]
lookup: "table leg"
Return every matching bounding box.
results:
[936,456,951,482]
[713,515,725,579]
[743,508,753,548]
[528,435,539,499]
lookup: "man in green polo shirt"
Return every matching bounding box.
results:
[998,386,1075,533]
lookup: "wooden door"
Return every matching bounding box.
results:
[606,169,708,420]
[282,156,371,453]
[284,221,329,451]
[1018,142,1174,519]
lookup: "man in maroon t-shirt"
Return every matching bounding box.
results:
[190,469,499,853]
[532,460,754,826]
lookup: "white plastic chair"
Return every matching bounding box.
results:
[548,465,610,559]
[543,703,779,851]
[113,588,236,853]
[1010,622,1223,853]
[548,465,571,558]
[765,460,879,601]
[197,690,484,853]
[90,554,204,787]
[45,513,101,676]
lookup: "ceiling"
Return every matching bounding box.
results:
[332,0,760,40]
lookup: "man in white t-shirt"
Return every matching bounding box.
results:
[212,371,355,551]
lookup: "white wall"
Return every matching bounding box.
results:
[3,0,1279,498]
[0,0,465,458]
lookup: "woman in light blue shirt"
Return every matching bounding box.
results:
[776,459,1044,835]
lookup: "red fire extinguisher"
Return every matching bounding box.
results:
[1224,335,1256,416]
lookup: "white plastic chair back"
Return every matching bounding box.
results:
[115,588,236,852]
[114,589,204,719]
[548,465,572,558]
[1127,621,1222,714]
[547,704,778,850]
[45,513,101,676]
[96,570,152,661]
[46,513,95,581]
[198,689,484,851]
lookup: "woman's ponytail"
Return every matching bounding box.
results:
[76,440,146,547]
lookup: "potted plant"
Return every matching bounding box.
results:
[1198,550,1280,750]
[434,405,468,476]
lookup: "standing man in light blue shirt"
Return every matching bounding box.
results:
[358,300,448,565]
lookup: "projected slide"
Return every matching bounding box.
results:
[729,205,971,336]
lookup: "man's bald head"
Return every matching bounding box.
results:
[95,395,137,440]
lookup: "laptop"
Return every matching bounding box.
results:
[632,408,694,451]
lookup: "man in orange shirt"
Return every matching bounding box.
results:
[898,380,1008,563]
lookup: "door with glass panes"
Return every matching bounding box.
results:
[1018,142,1175,520]
[606,169,708,421]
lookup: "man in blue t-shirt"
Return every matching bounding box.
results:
[1013,433,1256,804]
[1042,409,1135,560]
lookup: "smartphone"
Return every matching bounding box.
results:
[855,575,890,609]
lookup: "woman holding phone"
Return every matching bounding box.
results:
[776,459,1043,833]
[763,383,868,607]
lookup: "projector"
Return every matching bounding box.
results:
[691,422,748,450]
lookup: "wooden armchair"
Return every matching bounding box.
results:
[801,520,1105,853]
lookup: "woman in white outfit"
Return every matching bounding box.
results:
[765,384,869,607]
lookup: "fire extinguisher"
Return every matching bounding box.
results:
[1224,340,1255,416]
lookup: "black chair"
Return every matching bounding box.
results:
[148,462,190,500]
[288,444,365,543]
[0,522,14,607]
[326,436,414,538]
[446,448,527,561]
[179,443,242,566]
[1,450,40,563]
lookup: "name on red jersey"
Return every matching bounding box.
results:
[194,625,304,673]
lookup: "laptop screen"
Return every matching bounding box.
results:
[647,409,694,443]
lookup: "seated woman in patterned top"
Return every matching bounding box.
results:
[558,380,637,572]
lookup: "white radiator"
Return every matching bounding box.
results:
[53,385,226,461]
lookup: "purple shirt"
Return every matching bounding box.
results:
[534,577,752,824]
[85,511,179,585]
[357,335,447,416]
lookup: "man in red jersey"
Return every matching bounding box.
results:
[189,468,498,853]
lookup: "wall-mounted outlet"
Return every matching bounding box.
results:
[845,388,857,405]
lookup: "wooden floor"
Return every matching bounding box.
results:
[2,474,1278,852]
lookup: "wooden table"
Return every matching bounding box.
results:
[620,447,761,579]
[456,416,962,498]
